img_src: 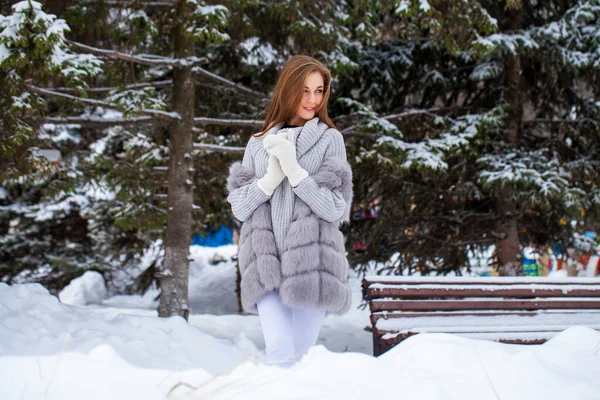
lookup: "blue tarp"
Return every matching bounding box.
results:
[192,223,233,247]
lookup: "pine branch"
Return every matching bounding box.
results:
[194,117,263,128]
[67,40,207,68]
[52,80,172,94]
[26,83,181,122]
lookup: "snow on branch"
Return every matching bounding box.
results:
[533,1,600,70]
[52,80,173,94]
[76,0,176,6]
[105,87,167,117]
[67,40,208,67]
[477,147,587,209]
[41,111,263,130]
[185,1,230,43]
[42,115,154,127]
[383,107,450,121]
[0,1,102,91]
[376,106,505,171]
[338,97,403,137]
[193,143,244,153]
[474,31,540,57]
[193,117,262,128]
[473,1,600,69]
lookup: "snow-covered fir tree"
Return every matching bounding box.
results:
[0,0,361,314]
[2,0,598,301]
[339,0,600,275]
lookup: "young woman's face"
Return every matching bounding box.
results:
[290,71,324,126]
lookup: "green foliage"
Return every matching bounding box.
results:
[0,0,102,90]
[392,0,499,56]
[185,1,230,43]
[3,0,600,289]
[105,88,167,117]
[339,0,600,274]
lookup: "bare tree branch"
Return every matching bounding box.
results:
[67,40,207,67]
[26,83,181,122]
[383,105,473,121]
[77,0,176,6]
[67,40,265,100]
[52,80,172,94]
[40,113,263,130]
[523,118,598,126]
[338,126,382,139]
[41,115,154,127]
[194,117,263,128]
[193,143,245,153]
[193,68,268,99]
[383,107,445,121]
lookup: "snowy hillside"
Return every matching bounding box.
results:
[1,245,599,399]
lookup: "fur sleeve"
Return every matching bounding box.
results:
[313,156,353,225]
[227,162,256,192]
[312,157,353,204]
[296,155,354,225]
[226,155,270,222]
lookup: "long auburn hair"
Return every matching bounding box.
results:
[255,55,336,137]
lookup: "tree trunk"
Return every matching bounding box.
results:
[157,0,195,320]
[495,6,524,276]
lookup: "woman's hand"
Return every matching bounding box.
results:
[263,135,308,187]
[257,155,286,195]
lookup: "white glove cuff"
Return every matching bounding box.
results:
[287,167,309,187]
[257,177,275,196]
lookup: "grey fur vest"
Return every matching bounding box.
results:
[227,119,353,314]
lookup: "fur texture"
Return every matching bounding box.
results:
[311,157,353,226]
[227,162,256,193]
[228,156,353,314]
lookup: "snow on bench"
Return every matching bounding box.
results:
[362,276,600,356]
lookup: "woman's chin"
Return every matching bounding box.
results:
[301,112,316,120]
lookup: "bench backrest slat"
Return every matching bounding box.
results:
[366,286,600,299]
[370,299,600,312]
[362,277,600,286]
[369,310,539,324]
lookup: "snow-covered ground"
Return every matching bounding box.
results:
[1,245,599,399]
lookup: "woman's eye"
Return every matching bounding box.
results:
[316,90,323,94]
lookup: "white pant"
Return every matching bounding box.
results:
[256,291,326,367]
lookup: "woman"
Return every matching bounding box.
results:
[226,55,353,367]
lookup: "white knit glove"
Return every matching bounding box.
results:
[257,155,286,195]
[263,134,309,187]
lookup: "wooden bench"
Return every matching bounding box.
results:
[362,276,600,356]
